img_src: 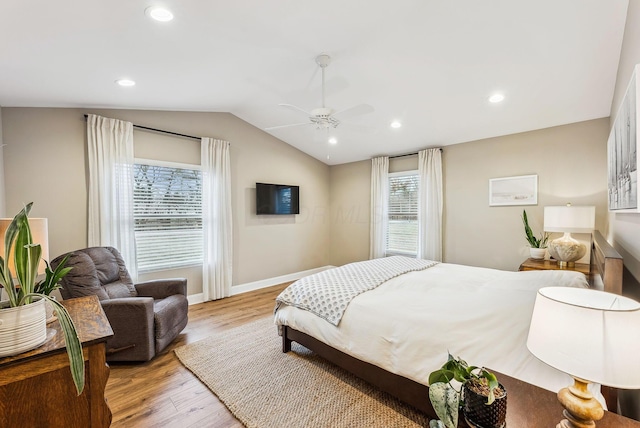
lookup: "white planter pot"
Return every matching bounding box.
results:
[0,298,47,357]
[529,248,547,260]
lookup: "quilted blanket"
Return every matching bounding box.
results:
[275,256,438,326]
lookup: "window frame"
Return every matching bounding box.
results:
[133,158,203,273]
[386,169,419,257]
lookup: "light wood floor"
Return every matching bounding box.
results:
[105,282,290,428]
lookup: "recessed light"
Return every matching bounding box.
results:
[115,79,136,87]
[145,6,174,22]
[328,137,338,145]
[390,121,402,129]
[489,93,505,103]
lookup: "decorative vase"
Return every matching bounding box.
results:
[529,247,546,260]
[463,382,507,428]
[0,298,47,357]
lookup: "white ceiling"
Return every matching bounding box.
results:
[0,1,629,165]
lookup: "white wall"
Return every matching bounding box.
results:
[0,108,330,297]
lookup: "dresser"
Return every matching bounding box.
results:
[0,295,114,427]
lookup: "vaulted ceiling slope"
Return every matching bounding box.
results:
[0,1,629,165]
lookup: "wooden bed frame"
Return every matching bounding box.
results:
[281,230,624,417]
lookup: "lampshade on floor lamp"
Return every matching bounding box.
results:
[527,287,640,428]
[544,205,595,267]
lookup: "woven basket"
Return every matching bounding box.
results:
[463,381,507,428]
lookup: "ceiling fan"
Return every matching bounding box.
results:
[265,54,374,132]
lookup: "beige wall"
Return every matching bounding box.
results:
[329,160,370,265]
[0,108,330,296]
[0,109,5,216]
[329,119,609,271]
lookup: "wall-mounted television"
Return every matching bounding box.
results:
[256,182,300,215]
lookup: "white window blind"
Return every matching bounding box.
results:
[387,172,419,256]
[133,163,203,272]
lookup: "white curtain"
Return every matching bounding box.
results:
[417,148,443,261]
[86,114,137,280]
[369,156,389,259]
[201,138,233,301]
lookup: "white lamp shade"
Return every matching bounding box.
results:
[527,287,640,389]
[0,218,49,275]
[544,205,595,233]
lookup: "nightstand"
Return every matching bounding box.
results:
[518,258,590,275]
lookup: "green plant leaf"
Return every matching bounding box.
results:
[481,369,499,405]
[24,294,85,394]
[35,256,72,296]
[429,369,456,385]
[429,382,459,428]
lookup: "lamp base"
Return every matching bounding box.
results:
[557,260,576,268]
[548,232,586,266]
[555,378,604,428]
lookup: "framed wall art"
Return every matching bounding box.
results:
[489,174,538,206]
[608,64,639,212]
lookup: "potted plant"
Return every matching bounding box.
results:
[35,256,72,321]
[522,210,548,259]
[0,203,83,394]
[428,354,507,428]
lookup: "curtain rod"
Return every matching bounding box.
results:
[83,114,201,141]
[389,148,442,159]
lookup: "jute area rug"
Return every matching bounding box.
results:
[174,317,431,428]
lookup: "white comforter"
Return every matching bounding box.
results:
[274,262,595,401]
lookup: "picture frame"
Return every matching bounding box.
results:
[608,64,639,212]
[489,174,538,206]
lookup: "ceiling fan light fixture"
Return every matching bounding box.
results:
[328,137,338,145]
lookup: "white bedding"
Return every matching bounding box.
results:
[274,262,599,403]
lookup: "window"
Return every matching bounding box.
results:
[133,162,202,272]
[387,171,419,256]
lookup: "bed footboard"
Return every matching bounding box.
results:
[281,325,435,417]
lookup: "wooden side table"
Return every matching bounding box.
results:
[519,257,591,275]
[0,295,114,428]
[482,370,640,427]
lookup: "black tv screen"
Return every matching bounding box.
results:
[256,183,300,215]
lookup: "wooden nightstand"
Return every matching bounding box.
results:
[519,257,591,275]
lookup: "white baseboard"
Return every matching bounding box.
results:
[187,265,335,305]
[187,293,205,305]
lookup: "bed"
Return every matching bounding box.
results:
[274,231,624,417]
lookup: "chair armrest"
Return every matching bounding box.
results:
[100,297,155,359]
[135,278,187,299]
[101,297,154,327]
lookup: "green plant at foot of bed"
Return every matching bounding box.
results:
[522,209,549,248]
[428,353,503,428]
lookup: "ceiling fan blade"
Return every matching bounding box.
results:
[332,104,375,119]
[264,122,310,131]
[279,103,312,116]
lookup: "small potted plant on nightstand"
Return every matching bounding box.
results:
[522,210,548,260]
[428,354,507,428]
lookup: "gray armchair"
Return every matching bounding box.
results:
[51,246,189,362]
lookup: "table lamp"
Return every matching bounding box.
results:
[544,204,595,267]
[527,287,640,428]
